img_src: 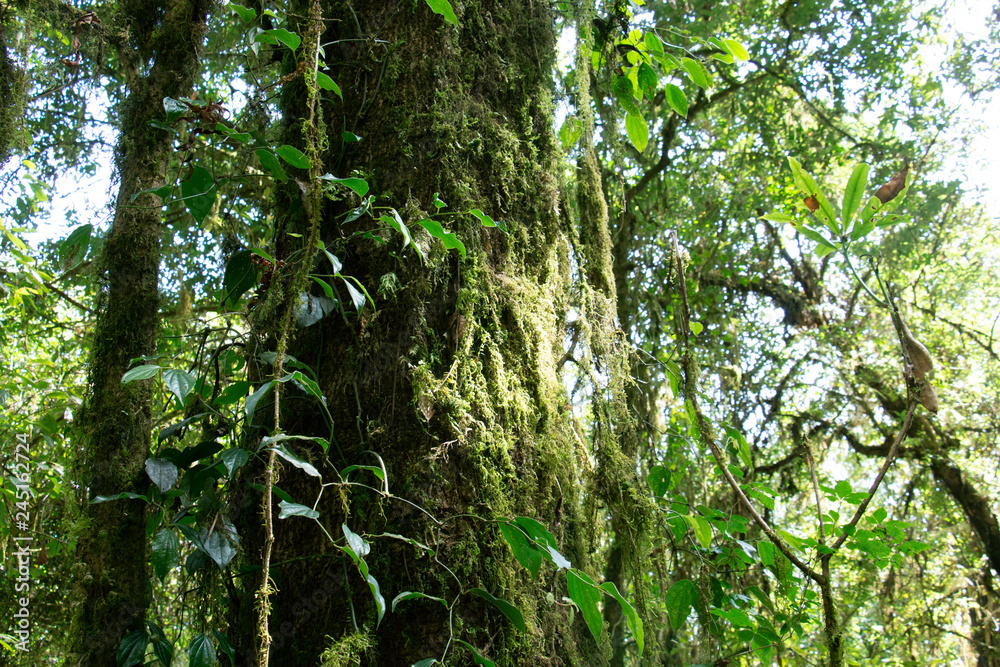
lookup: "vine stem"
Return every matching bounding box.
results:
[256,3,326,664]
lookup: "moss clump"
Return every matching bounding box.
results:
[319,630,376,666]
[0,10,27,168]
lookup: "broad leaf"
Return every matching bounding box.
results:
[152,528,179,581]
[566,569,602,643]
[625,112,649,152]
[278,500,319,519]
[600,581,644,654]
[469,588,526,633]
[145,458,179,493]
[665,579,696,630]
[180,166,217,224]
[187,634,216,667]
[842,162,870,230]
[425,0,458,25]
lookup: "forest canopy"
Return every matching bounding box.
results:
[1,0,999,666]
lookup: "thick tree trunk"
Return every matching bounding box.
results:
[68,2,210,664]
[230,1,606,664]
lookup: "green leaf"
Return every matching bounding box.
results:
[566,569,602,643]
[685,514,713,548]
[625,112,649,152]
[665,579,695,630]
[342,131,362,143]
[417,218,466,259]
[92,492,148,504]
[187,634,216,667]
[222,250,257,309]
[122,364,160,384]
[637,62,657,99]
[163,97,189,123]
[752,633,774,664]
[229,3,256,22]
[278,500,319,519]
[644,32,664,56]
[842,162,870,230]
[758,540,774,566]
[600,581,644,654]
[787,156,810,193]
[257,28,300,51]
[513,517,572,569]
[272,444,322,478]
[316,72,342,99]
[425,0,458,25]
[152,528,179,581]
[319,174,369,197]
[214,380,251,406]
[723,424,752,468]
[180,166,217,224]
[392,591,448,612]
[454,639,496,667]
[681,57,709,88]
[470,208,509,234]
[759,212,794,223]
[220,447,250,476]
[723,38,750,61]
[117,629,148,667]
[689,321,703,335]
[212,630,236,666]
[162,368,197,406]
[612,76,639,114]
[145,458,179,493]
[469,588,526,633]
[148,622,174,666]
[648,465,671,496]
[59,223,92,271]
[664,83,688,117]
[499,520,543,578]
[276,144,311,169]
[245,381,274,421]
[255,149,288,183]
[278,369,324,400]
[199,518,238,569]
[559,116,583,150]
[412,661,438,667]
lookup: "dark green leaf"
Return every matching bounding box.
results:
[214,380,251,407]
[222,250,257,309]
[391,591,448,612]
[278,500,319,519]
[499,520,543,578]
[122,364,160,384]
[145,458,179,493]
[199,519,238,569]
[162,368,197,406]
[665,579,695,630]
[180,166,217,224]
[469,588,526,633]
[272,444,322,478]
[454,639,496,667]
[163,97,189,123]
[319,174,369,196]
[220,447,250,476]
[600,581,644,654]
[648,465,671,496]
[566,569,602,642]
[255,149,288,183]
[212,630,236,665]
[116,628,148,667]
[257,28,300,51]
[187,634,216,667]
[59,223,92,271]
[152,528,179,581]
[229,3,256,23]
[245,381,274,422]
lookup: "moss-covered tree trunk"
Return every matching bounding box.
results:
[229,1,606,664]
[68,2,210,664]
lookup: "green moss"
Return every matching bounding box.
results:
[319,629,376,666]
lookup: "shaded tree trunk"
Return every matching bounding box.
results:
[229,1,605,664]
[68,2,210,664]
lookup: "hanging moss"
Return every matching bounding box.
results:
[0,6,27,168]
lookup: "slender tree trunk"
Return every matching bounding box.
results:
[230,1,606,664]
[68,2,210,664]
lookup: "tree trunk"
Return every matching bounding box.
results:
[68,2,210,664]
[228,1,608,664]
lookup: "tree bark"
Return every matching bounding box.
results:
[229,1,604,664]
[68,2,211,664]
